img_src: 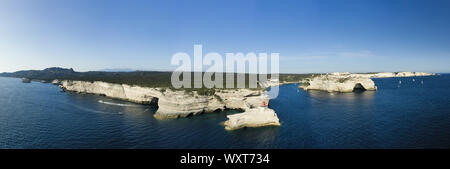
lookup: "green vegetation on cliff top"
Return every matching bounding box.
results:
[0,67,316,93]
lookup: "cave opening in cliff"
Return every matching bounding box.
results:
[149,97,159,109]
[353,83,366,92]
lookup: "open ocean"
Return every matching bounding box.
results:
[0,75,449,148]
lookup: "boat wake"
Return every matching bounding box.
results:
[76,106,112,114]
[98,100,140,107]
[59,101,114,114]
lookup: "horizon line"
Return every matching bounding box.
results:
[1,67,446,75]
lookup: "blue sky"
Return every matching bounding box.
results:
[1,0,449,73]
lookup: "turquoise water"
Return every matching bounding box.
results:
[0,75,449,148]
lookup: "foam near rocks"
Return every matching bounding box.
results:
[58,80,276,121]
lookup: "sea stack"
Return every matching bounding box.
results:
[224,107,281,130]
[299,73,377,93]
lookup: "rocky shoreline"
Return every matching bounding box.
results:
[224,107,280,130]
[58,80,280,130]
[299,72,434,93]
[10,71,436,130]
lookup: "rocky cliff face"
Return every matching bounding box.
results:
[300,72,434,93]
[59,80,271,120]
[224,107,280,130]
[299,74,377,93]
[60,80,161,104]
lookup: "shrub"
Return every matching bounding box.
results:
[196,88,215,96]
[337,77,350,83]
[299,82,310,87]
[214,94,223,103]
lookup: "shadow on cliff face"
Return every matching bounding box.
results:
[151,97,159,110]
[352,83,367,92]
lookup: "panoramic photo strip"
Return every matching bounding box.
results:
[0,0,449,168]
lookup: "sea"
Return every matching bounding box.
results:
[0,75,449,148]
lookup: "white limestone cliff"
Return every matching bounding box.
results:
[300,72,434,93]
[299,74,377,93]
[350,72,434,78]
[224,107,280,130]
[153,89,270,119]
[59,80,161,104]
[58,80,273,120]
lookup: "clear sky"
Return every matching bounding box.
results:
[1,0,449,73]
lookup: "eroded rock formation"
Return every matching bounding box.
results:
[59,80,273,120]
[299,72,434,93]
[224,107,280,130]
[299,74,377,93]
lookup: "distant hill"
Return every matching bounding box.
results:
[0,67,173,87]
[0,67,77,79]
[98,68,136,72]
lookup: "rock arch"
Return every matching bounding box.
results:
[352,83,366,92]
